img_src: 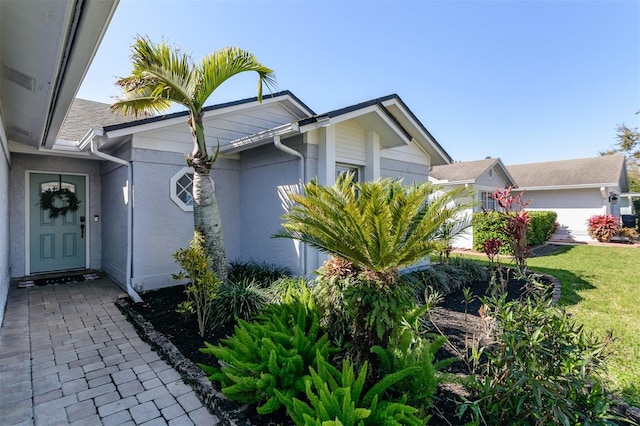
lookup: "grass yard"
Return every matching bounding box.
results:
[481,244,640,405]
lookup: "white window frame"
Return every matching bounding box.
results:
[480,191,497,212]
[170,167,195,211]
[335,163,361,183]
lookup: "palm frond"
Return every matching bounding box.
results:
[110,86,173,117]
[275,177,475,273]
[111,36,198,116]
[195,47,277,109]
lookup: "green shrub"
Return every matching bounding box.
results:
[227,259,291,287]
[342,276,416,357]
[404,267,449,296]
[311,275,351,346]
[371,304,456,414]
[212,278,268,325]
[172,233,221,338]
[527,211,557,246]
[472,210,557,252]
[461,294,618,425]
[266,276,312,304]
[448,257,488,283]
[199,299,334,414]
[405,258,486,297]
[472,211,510,253]
[276,352,426,426]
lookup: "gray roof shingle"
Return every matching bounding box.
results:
[506,155,628,190]
[57,98,141,141]
[430,158,501,182]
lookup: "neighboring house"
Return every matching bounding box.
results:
[429,158,516,249]
[0,0,118,325]
[8,90,453,297]
[506,155,630,242]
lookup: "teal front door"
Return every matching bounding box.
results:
[29,173,87,274]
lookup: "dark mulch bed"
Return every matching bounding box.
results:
[129,268,552,425]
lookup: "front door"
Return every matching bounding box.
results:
[29,173,87,274]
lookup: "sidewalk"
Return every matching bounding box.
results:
[0,278,219,425]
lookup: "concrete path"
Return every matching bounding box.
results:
[0,278,220,425]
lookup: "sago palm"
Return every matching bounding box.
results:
[275,174,475,283]
[111,36,276,280]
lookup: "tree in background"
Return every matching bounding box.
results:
[111,36,276,280]
[600,123,640,194]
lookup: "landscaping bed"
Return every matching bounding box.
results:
[118,270,562,425]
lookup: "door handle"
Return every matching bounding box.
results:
[80,224,85,239]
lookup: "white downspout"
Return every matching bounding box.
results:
[273,135,306,274]
[88,133,142,303]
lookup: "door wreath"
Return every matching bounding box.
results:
[39,185,81,218]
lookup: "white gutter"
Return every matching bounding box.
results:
[224,122,299,154]
[517,183,620,191]
[80,128,142,303]
[273,134,306,274]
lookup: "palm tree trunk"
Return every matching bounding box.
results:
[192,158,227,280]
[189,113,227,281]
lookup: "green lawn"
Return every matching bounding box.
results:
[522,245,640,406]
[462,244,639,405]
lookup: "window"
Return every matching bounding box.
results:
[41,181,75,193]
[336,164,360,183]
[480,191,497,211]
[170,167,194,211]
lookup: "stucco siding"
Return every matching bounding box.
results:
[128,148,241,291]
[524,188,607,239]
[9,154,102,277]
[100,161,128,288]
[0,132,9,326]
[380,157,429,184]
[239,142,303,274]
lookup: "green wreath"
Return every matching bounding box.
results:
[39,188,81,218]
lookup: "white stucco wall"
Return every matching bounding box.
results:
[0,125,9,326]
[524,188,611,241]
[9,153,103,277]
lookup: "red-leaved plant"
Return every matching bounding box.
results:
[492,187,531,272]
[587,215,620,242]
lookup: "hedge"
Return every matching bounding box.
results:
[472,211,557,253]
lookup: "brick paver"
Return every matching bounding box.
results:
[0,278,215,425]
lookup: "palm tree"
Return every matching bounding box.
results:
[275,173,475,283]
[111,36,276,280]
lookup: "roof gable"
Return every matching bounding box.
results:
[506,155,628,191]
[430,158,515,187]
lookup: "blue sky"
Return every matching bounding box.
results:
[77,0,640,165]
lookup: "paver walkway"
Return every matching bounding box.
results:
[0,278,219,425]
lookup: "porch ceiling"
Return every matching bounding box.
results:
[0,0,118,151]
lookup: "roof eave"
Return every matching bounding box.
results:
[103,90,310,137]
[379,96,453,164]
[42,0,119,149]
[223,122,300,154]
[517,183,622,191]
